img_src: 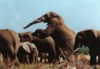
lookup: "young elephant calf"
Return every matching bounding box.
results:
[17,42,38,64]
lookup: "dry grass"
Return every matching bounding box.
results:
[1,54,100,69]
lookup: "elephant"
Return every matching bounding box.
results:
[17,42,38,64]
[73,29,100,65]
[23,12,75,60]
[18,32,57,63]
[0,29,20,65]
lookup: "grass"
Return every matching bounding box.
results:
[17,63,64,69]
[1,54,100,69]
[97,66,100,69]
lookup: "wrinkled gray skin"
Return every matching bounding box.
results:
[17,42,38,64]
[0,29,20,65]
[24,12,75,60]
[18,32,57,63]
[74,29,100,65]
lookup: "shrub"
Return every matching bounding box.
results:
[79,46,89,55]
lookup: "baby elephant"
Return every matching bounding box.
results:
[17,42,38,64]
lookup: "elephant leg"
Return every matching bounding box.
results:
[14,56,19,66]
[7,44,19,66]
[48,54,51,63]
[98,54,100,64]
[39,53,44,63]
[35,53,38,63]
[3,53,11,65]
[90,51,96,65]
[24,55,30,64]
[0,53,3,63]
[17,53,23,64]
[44,55,47,63]
[48,53,55,63]
[56,47,61,61]
[40,57,43,63]
[43,53,47,63]
[10,53,19,66]
[29,53,35,64]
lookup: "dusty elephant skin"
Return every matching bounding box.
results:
[24,12,75,59]
[18,32,56,63]
[17,42,38,64]
[0,29,20,66]
[74,29,100,65]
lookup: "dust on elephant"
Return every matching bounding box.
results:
[24,12,75,59]
[18,32,57,63]
[74,29,100,65]
[17,42,38,64]
[0,29,20,65]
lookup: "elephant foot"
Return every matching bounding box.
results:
[52,60,58,64]
[47,61,51,63]
[47,59,59,64]
[47,59,54,63]
[90,65,97,69]
[90,62,97,66]
[14,60,19,66]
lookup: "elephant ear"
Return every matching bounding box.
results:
[87,30,97,40]
[21,42,31,53]
[28,43,36,49]
[46,12,58,18]
[82,30,97,45]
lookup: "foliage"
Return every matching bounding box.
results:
[79,46,89,55]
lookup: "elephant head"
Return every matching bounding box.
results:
[74,29,97,52]
[20,42,38,54]
[24,12,63,29]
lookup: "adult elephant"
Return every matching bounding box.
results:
[18,32,56,63]
[17,42,38,64]
[0,29,20,65]
[24,12,75,59]
[74,29,100,65]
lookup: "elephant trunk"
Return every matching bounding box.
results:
[73,35,82,53]
[24,19,43,29]
[73,40,82,53]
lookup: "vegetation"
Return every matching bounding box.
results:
[1,54,100,69]
[79,46,89,55]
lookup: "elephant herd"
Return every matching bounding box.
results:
[0,12,100,66]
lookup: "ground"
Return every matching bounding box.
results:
[1,54,100,69]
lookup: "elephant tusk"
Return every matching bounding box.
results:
[73,48,80,53]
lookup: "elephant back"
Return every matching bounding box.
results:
[44,36,55,45]
[7,29,21,53]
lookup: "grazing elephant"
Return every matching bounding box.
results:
[74,29,100,65]
[17,42,38,64]
[24,12,75,60]
[18,32,57,63]
[0,29,20,65]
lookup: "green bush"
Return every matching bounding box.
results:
[79,46,89,55]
